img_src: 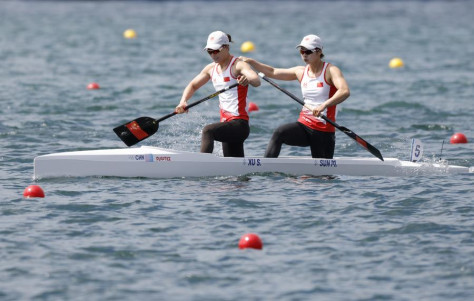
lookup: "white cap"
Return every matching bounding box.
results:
[296,34,323,50]
[204,31,229,50]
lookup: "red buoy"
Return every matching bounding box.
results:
[238,233,263,250]
[450,133,468,144]
[87,82,100,90]
[23,185,45,198]
[248,102,259,112]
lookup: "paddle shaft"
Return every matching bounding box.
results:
[259,73,384,161]
[156,83,239,123]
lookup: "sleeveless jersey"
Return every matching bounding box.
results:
[211,56,249,122]
[298,63,338,132]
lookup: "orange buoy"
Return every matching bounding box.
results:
[248,102,259,112]
[87,82,100,90]
[238,233,263,250]
[23,185,45,198]
[450,133,468,144]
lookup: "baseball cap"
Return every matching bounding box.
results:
[204,31,229,50]
[296,34,323,50]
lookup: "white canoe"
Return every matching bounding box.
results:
[33,146,472,179]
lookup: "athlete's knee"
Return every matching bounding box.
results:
[201,125,214,139]
[270,128,285,144]
[273,126,285,136]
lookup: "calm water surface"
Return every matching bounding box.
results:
[1,1,473,300]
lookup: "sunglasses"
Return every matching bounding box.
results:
[299,48,319,55]
[207,47,223,55]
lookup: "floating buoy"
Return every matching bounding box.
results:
[240,41,255,53]
[87,82,100,90]
[23,185,45,198]
[389,57,404,68]
[238,233,263,250]
[123,29,137,39]
[450,133,468,144]
[248,102,259,112]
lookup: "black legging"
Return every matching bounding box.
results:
[201,119,250,157]
[265,122,335,158]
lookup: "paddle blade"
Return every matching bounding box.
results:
[113,117,159,147]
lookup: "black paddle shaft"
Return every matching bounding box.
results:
[259,73,384,161]
[113,83,239,147]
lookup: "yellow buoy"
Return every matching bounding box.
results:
[240,41,255,53]
[123,29,137,39]
[389,57,404,68]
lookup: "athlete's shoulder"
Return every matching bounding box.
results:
[326,62,342,71]
[293,65,306,81]
[326,63,344,76]
[234,56,249,68]
[201,62,216,74]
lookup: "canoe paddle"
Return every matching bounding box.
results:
[258,73,384,161]
[113,83,239,146]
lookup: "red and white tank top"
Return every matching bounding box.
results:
[211,56,249,122]
[298,63,338,132]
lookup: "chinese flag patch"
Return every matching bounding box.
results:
[317,82,323,88]
[126,121,148,140]
[224,77,230,82]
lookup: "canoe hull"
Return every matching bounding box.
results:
[33,146,471,179]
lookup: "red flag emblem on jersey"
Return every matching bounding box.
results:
[317,82,323,88]
[224,77,230,82]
